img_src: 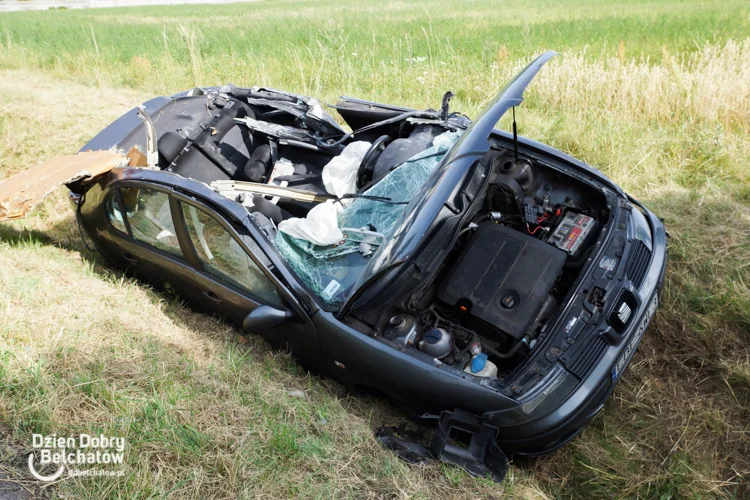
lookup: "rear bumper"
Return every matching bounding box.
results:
[487,208,667,455]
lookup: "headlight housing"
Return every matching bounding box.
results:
[486,366,579,426]
[629,208,652,251]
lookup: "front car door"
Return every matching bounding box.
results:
[177,199,283,324]
[171,192,325,368]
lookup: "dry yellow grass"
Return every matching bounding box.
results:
[530,40,750,128]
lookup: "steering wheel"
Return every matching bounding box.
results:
[356,135,391,189]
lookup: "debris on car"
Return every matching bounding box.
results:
[0,150,126,222]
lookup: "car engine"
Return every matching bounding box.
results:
[382,148,609,381]
[437,223,566,341]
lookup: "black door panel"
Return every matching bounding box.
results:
[122,252,138,265]
[110,235,200,305]
[190,270,262,325]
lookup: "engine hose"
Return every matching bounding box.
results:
[482,338,527,360]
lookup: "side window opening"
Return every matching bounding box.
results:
[181,202,283,307]
[104,190,127,234]
[118,187,184,259]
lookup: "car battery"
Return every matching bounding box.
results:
[547,211,597,257]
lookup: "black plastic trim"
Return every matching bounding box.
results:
[567,334,608,378]
[625,239,651,289]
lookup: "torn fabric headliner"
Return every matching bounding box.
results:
[0,150,126,223]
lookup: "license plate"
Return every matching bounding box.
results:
[611,294,658,382]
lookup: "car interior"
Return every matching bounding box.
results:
[142,88,467,307]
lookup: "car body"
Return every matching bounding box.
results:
[9,52,666,480]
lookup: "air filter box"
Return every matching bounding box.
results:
[438,223,566,340]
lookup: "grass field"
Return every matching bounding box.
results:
[1,0,749,498]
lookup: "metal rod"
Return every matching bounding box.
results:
[512,106,519,165]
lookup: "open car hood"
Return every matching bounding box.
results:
[447,50,558,155]
[348,51,558,300]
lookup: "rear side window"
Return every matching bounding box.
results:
[181,202,282,307]
[118,187,183,259]
[104,191,127,234]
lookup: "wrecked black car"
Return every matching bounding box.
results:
[0,52,667,481]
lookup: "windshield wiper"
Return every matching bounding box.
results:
[337,193,408,205]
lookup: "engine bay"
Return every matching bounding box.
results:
[376,147,610,384]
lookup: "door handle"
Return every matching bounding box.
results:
[203,291,223,305]
[122,252,137,264]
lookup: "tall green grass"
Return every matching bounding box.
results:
[2,0,750,106]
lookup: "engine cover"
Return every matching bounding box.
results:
[438,223,566,340]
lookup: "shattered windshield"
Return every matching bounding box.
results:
[274,130,462,308]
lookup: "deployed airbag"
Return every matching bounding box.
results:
[277,200,343,246]
[321,141,371,202]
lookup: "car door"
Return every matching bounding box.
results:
[174,197,325,367]
[101,184,200,299]
[176,200,280,324]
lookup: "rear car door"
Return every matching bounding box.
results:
[102,184,199,298]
